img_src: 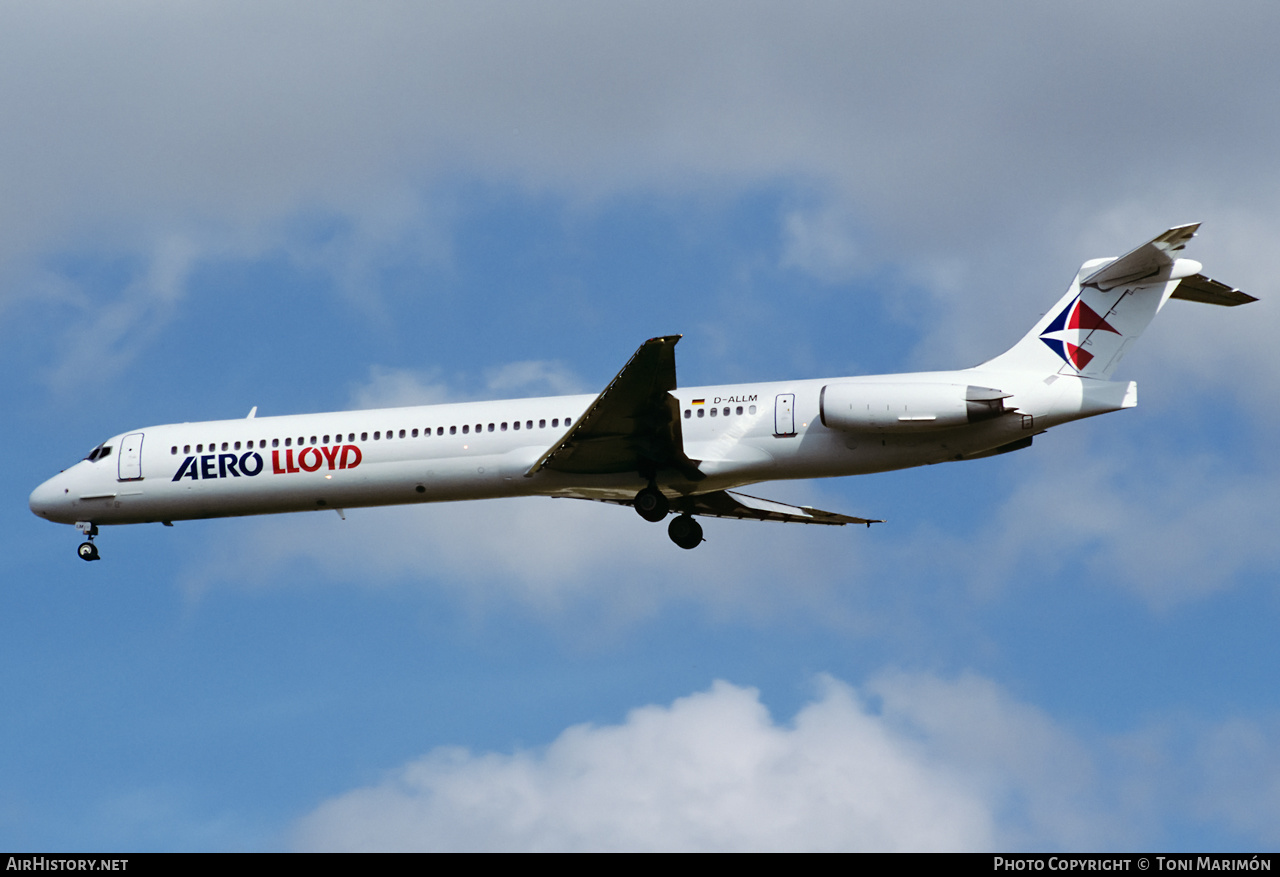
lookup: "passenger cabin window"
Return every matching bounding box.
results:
[450,426,456,435]
[462,425,469,434]
[539,419,546,428]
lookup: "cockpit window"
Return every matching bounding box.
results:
[85,444,113,462]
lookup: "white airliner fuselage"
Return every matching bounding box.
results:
[29,225,1254,558]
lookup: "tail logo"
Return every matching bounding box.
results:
[1039,295,1120,371]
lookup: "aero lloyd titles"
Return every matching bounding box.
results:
[172,445,363,481]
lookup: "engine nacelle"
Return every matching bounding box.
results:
[819,383,1011,431]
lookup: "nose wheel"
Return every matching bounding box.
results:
[75,521,100,562]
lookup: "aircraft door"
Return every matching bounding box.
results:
[774,394,796,437]
[118,433,144,481]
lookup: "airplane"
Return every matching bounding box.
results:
[29,224,1255,560]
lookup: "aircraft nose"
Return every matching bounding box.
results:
[29,474,73,523]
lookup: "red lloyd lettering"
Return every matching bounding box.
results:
[271,445,363,475]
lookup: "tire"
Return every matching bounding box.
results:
[634,487,669,522]
[668,514,703,549]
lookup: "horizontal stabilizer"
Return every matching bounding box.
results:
[1171,273,1257,307]
[1081,223,1200,291]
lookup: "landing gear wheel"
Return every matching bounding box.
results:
[668,514,703,550]
[77,542,100,562]
[634,487,669,523]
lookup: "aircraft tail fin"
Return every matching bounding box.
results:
[981,224,1253,378]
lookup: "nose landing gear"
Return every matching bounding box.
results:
[75,522,100,562]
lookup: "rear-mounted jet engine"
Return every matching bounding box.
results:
[818,383,1013,431]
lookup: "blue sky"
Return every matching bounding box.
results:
[4,2,1280,851]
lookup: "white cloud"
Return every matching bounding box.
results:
[179,491,884,635]
[5,2,1280,260]
[845,431,1280,613]
[291,675,998,851]
[972,444,1280,608]
[297,668,1271,851]
[42,233,203,391]
[348,366,454,410]
[779,204,868,285]
[867,671,1114,849]
[485,360,586,397]
[7,3,1279,403]
[1193,718,1280,845]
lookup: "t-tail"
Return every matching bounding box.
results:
[982,223,1256,379]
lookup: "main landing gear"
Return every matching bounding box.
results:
[667,513,703,550]
[633,486,669,522]
[75,522,100,562]
[633,487,704,549]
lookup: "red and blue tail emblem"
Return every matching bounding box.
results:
[1039,296,1120,371]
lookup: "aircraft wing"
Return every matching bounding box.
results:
[525,335,704,480]
[675,490,883,526]
[589,490,881,526]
